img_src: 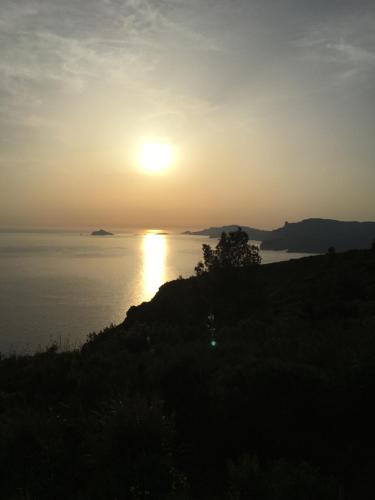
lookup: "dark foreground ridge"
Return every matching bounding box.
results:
[1,249,375,498]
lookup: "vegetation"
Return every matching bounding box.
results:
[195,227,261,275]
[1,245,375,498]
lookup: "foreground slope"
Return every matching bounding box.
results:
[0,249,375,499]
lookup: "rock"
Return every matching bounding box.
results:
[91,229,113,236]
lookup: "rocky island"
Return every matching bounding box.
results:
[91,229,113,236]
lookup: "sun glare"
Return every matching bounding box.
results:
[139,142,173,173]
[142,232,167,300]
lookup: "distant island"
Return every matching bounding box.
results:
[183,225,271,241]
[184,218,375,253]
[91,229,113,236]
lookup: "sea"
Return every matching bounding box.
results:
[0,230,311,354]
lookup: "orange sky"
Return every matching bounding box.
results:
[1,0,374,230]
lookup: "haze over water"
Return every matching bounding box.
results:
[0,230,310,353]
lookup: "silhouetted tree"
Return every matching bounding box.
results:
[371,238,375,251]
[195,227,261,275]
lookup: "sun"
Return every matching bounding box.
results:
[139,142,173,173]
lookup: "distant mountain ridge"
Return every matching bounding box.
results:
[261,218,375,253]
[184,218,375,253]
[183,225,272,241]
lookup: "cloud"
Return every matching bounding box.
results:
[292,6,375,87]
[0,0,221,116]
[0,0,226,172]
[327,41,375,64]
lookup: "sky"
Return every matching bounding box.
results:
[0,0,374,230]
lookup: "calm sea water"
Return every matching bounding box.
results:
[0,230,310,353]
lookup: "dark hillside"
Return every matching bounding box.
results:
[261,218,375,253]
[1,249,375,499]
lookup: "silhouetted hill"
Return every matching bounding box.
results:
[183,224,271,240]
[1,249,375,498]
[261,218,375,253]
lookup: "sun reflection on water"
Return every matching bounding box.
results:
[141,232,167,301]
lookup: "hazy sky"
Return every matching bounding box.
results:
[1,0,374,229]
